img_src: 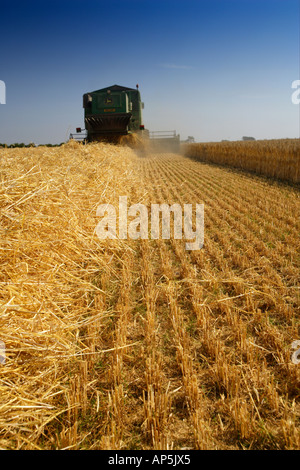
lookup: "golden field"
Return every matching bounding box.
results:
[184,139,300,184]
[0,140,299,450]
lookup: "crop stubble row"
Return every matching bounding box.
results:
[100,151,299,449]
[130,152,300,449]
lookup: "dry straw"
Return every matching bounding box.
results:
[0,140,139,449]
[1,139,299,450]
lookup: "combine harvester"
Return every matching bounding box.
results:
[70,84,180,152]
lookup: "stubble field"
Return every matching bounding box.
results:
[0,141,299,450]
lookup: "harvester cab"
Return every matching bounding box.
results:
[82,84,146,142]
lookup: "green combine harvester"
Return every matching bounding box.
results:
[71,84,180,151]
[83,84,145,140]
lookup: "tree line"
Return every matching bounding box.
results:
[0,142,65,148]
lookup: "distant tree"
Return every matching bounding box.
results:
[9,143,26,148]
[242,136,256,141]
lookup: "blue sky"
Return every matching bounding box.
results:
[0,0,299,144]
